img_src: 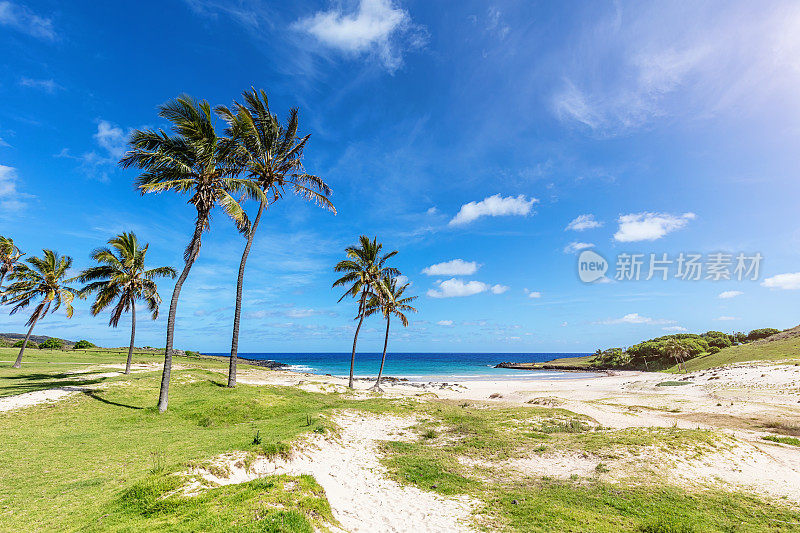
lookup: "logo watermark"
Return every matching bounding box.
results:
[578,251,763,283]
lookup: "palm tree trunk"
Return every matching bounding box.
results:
[157,216,205,413]
[0,270,6,291]
[348,290,367,389]
[125,302,136,375]
[228,200,265,388]
[13,312,40,368]
[372,315,391,391]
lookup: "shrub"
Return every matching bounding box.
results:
[73,340,95,349]
[39,338,64,350]
[591,347,630,368]
[707,346,721,355]
[12,339,37,349]
[747,328,780,341]
[702,331,732,348]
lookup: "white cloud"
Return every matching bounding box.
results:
[490,284,509,294]
[663,326,688,332]
[551,3,800,136]
[427,278,505,298]
[437,320,454,326]
[715,316,738,321]
[94,120,128,159]
[563,241,594,254]
[599,313,675,325]
[524,288,541,298]
[486,6,509,39]
[292,0,426,72]
[0,1,55,40]
[718,290,743,299]
[449,194,538,226]
[395,274,409,286]
[565,214,603,231]
[613,212,696,242]
[762,272,800,290]
[422,259,479,276]
[19,77,61,93]
[0,164,28,213]
[58,120,130,181]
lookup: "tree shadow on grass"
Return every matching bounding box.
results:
[82,390,143,410]
[0,371,108,397]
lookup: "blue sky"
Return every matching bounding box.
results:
[1,0,799,353]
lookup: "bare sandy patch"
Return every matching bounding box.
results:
[186,412,478,533]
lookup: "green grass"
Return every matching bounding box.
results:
[762,435,800,447]
[669,334,800,372]
[0,356,391,531]
[657,381,692,387]
[2,351,799,532]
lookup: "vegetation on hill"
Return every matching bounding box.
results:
[589,327,792,371]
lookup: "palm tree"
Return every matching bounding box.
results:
[77,233,176,374]
[665,339,690,372]
[332,236,398,389]
[2,250,78,368]
[217,88,335,388]
[364,276,417,391]
[0,235,24,291]
[120,95,264,412]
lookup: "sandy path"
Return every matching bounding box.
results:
[0,386,89,412]
[193,412,477,533]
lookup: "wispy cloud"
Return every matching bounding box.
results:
[613,212,695,242]
[19,77,61,93]
[551,2,800,135]
[762,272,800,290]
[0,1,56,40]
[718,290,743,299]
[427,278,507,298]
[449,194,538,226]
[715,316,738,321]
[422,259,479,276]
[563,241,593,254]
[0,164,29,213]
[292,0,426,73]
[663,326,688,332]
[57,120,130,182]
[598,313,675,325]
[524,288,541,298]
[436,320,454,326]
[565,214,602,231]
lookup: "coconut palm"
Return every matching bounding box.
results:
[120,95,265,412]
[77,232,176,374]
[0,235,24,292]
[332,236,398,389]
[363,276,417,391]
[665,339,690,372]
[216,88,335,388]
[2,250,78,368]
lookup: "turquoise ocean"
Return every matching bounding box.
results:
[208,352,597,381]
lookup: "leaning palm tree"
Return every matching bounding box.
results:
[77,232,176,374]
[217,89,335,388]
[665,339,690,372]
[120,95,264,412]
[332,236,398,389]
[0,235,24,291]
[2,250,78,368]
[364,276,417,391]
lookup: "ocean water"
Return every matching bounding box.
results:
[209,352,598,381]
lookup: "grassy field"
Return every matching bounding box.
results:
[2,348,800,531]
[669,334,800,372]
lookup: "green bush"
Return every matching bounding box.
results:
[702,331,732,348]
[746,328,780,341]
[591,347,630,367]
[73,340,95,349]
[707,346,721,355]
[12,339,37,349]
[39,338,64,350]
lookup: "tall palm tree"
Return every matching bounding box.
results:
[332,236,398,389]
[217,88,335,388]
[364,276,417,391]
[77,233,176,374]
[0,235,24,291]
[120,95,264,412]
[2,250,78,368]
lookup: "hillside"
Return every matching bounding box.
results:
[670,325,800,372]
[0,333,75,348]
